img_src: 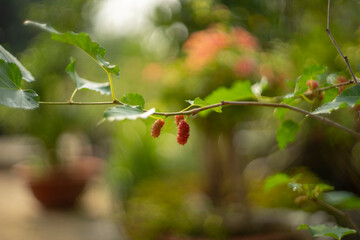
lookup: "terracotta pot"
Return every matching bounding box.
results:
[14,156,103,209]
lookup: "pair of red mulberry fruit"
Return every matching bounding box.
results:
[151,115,190,145]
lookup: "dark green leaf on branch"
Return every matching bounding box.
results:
[104,105,155,121]
[0,44,34,82]
[0,60,39,109]
[120,93,145,109]
[297,224,356,240]
[313,85,360,114]
[276,120,300,149]
[24,20,120,77]
[65,58,110,95]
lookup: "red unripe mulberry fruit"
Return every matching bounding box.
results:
[177,120,190,145]
[175,115,185,126]
[151,119,165,138]
[306,79,319,90]
[337,76,347,94]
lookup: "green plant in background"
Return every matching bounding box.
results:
[3,0,360,239]
[264,172,360,239]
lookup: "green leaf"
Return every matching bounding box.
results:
[0,60,39,109]
[205,80,255,103]
[120,93,145,109]
[297,224,356,240]
[274,97,296,120]
[274,108,288,120]
[0,60,22,89]
[264,173,291,192]
[313,85,360,114]
[24,20,120,77]
[104,105,155,121]
[185,97,221,113]
[315,183,334,193]
[276,120,300,149]
[0,44,34,82]
[65,58,110,95]
[199,80,255,115]
[186,97,210,107]
[323,88,339,104]
[294,65,326,95]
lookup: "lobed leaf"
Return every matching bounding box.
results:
[65,58,110,95]
[24,20,120,77]
[104,105,155,121]
[120,93,145,109]
[0,60,39,109]
[313,85,360,114]
[0,44,34,82]
[297,224,356,240]
[276,120,300,149]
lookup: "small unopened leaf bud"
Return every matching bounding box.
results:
[294,195,308,205]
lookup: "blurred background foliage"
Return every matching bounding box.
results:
[2,0,360,239]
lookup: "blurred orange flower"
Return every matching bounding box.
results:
[183,26,259,72]
[183,27,230,71]
[230,27,259,51]
[233,57,256,77]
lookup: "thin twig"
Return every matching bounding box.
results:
[309,80,353,93]
[315,199,360,234]
[259,80,354,103]
[39,99,360,139]
[153,100,360,139]
[39,101,116,105]
[326,0,358,84]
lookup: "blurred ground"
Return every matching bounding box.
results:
[0,169,122,240]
